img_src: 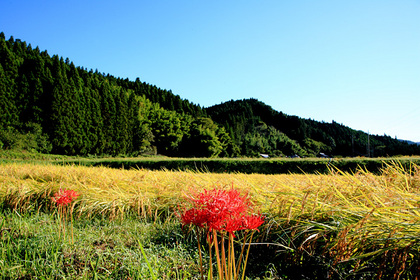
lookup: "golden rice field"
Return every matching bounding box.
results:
[1,161,420,278]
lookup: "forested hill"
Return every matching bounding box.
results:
[1,33,419,158]
[0,33,233,157]
[206,98,420,157]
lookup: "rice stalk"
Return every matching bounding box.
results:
[1,161,420,277]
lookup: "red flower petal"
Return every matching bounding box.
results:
[52,189,79,206]
[242,214,265,231]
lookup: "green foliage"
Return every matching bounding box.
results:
[0,123,51,153]
[179,117,225,157]
[149,103,184,155]
[302,138,331,157]
[242,122,307,157]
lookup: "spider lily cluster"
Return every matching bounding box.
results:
[52,189,79,206]
[180,188,265,280]
[52,188,79,243]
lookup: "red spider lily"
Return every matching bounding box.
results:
[197,189,249,218]
[52,189,79,206]
[242,214,265,231]
[221,214,245,235]
[180,187,265,280]
[180,208,211,228]
[181,188,264,233]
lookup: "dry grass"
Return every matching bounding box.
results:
[1,161,420,277]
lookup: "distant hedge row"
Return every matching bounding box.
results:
[68,157,420,174]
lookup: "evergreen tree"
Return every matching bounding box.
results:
[99,79,117,155]
[0,64,18,128]
[114,88,130,154]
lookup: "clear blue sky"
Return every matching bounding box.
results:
[1,0,419,142]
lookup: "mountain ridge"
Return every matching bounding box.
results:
[205,98,420,157]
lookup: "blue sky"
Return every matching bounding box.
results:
[1,0,419,142]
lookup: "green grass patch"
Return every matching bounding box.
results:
[0,210,197,279]
[2,149,420,174]
[65,156,420,174]
[0,210,281,279]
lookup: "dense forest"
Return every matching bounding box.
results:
[0,33,233,157]
[206,99,420,157]
[1,33,419,158]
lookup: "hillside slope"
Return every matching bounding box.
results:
[206,99,420,157]
[0,33,232,157]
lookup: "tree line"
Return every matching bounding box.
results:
[1,32,419,158]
